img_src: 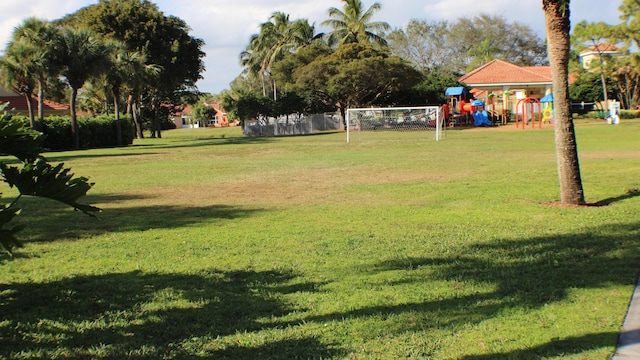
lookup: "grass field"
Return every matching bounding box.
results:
[1,120,639,359]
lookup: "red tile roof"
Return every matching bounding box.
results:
[579,43,620,54]
[0,95,68,112]
[459,59,552,86]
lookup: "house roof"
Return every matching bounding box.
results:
[458,59,553,87]
[0,95,68,112]
[579,43,620,55]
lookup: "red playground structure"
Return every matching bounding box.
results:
[515,97,542,129]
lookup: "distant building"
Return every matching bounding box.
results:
[0,86,68,116]
[173,101,235,129]
[579,43,623,70]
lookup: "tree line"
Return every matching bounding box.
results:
[0,0,205,148]
[218,0,548,124]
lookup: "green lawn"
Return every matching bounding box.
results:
[1,120,639,359]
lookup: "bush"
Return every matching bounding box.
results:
[41,115,135,151]
[619,110,640,119]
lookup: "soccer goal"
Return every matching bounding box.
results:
[346,106,446,143]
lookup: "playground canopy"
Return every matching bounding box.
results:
[445,87,468,96]
[540,93,553,103]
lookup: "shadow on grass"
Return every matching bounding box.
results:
[300,221,640,358]
[460,332,619,359]
[0,269,338,359]
[13,194,266,243]
[40,136,272,162]
[592,188,640,207]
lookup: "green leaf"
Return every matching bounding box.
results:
[0,203,24,255]
[1,158,101,217]
[0,102,43,161]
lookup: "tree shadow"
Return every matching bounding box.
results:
[460,332,619,359]
[0,269,339,359]
[13,194,266,243]
[299,221,640,357]
[40,135,272,162]
[591,188,640,207]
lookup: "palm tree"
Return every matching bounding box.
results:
[321,0,390,48]
[543,0,585,205]
[104,42,160,145]
[0,40,39,128]
[10,18,58,127]
[53,27,110,149]
[241,12,319,99]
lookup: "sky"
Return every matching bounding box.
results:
[0,0,624,94]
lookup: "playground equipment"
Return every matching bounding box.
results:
[445,87,470,126]
[540,93,553,124]
[515,97,542,129]
[470,99,492,126]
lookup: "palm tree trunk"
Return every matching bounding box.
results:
[37,79,44,131]
[70,87,80,149]
[114,94,122,146]
[24,93,36,129]
[543,0,586,205]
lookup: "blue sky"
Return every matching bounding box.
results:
[0,0,623,94]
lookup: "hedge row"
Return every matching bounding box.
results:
[13,114,136,151]
[576,110,640,120]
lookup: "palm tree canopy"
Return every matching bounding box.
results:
[321,0,390,47]
[54,27,110,90]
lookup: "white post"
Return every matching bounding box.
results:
[435,106,441,141]
[346,110,350,143]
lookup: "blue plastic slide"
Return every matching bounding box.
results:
[473,111,492,126]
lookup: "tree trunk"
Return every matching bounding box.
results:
[114,94,122,146]
[37,79,44,131]
[543,0,586,205]
[131,102,144,139]
[23,93,36,129]
[70,87,80,149]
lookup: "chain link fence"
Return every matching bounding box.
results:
[243,113,342,137]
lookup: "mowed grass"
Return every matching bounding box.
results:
[1,120,639,359]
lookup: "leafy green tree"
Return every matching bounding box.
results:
[322,0,390,48]
[191,99,217,127]
[388,15,547,76]
[572,21,619,109]
[387,19,456,74]
[293,43,423,122]
[63,0,205,139]
[52,26,110,149]
[543,0,585,206]
[0,103,99,254]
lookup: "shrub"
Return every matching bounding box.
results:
[41,115,136,151]
[619,110,640,119]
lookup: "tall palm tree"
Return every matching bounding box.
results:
[241,12,319,99]
[11,18,58,127]
[53,27,110,149]
[0,40,39,128]
[102,41,160,145]
[321,0,390,48]
[543,0,585,205]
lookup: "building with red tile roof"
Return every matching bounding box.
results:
[457,59,561,125]
[459,59,553,99]
[579,43,623,70]
[0,86,69,116]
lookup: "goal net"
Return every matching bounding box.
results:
[346,106,446,142]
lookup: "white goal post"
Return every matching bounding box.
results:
[346,106,446,143]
